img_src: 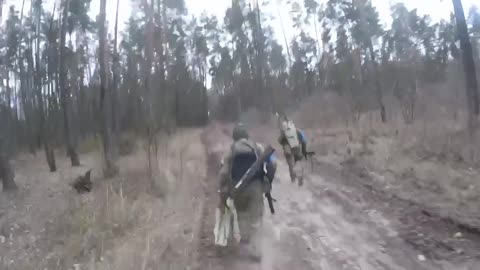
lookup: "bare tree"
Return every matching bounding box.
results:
[452,0,480,132]
[275,0,291,67]
[141,0,167,196]
[99,0,118,177]
[33,0,57,171]
[353,0,387,123]
[112,0,120,143]
[59,0,80,166]
[144,0,157,173]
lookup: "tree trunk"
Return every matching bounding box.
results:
[5,71,13,154]
[112,0,120,141]
[41,2,58,172]
[155,0,170,131]
[59,0,80,166]
[155,0,166,79]
[44,141,56,172]
[313,12,322,59]
[161,0,168,68]
[143,0,165,195]
[354,0,387,123]
[99,0,118,177]
[452,0,480,132]
[17,0,33,154]
[275,0,291,68]
[0,139,17,191]
[368,44,387,123]
[19,57,35,155]
[35,3,56,171]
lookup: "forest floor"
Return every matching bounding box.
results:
[2,121,480,269]
[0,129,207,270]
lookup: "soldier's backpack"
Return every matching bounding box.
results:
[280,120,302,161]
[229,139,260,186]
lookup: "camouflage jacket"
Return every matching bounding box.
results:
[218,139,277,198]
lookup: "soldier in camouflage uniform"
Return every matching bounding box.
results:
[217,123,277,255]
[277,118,307,186]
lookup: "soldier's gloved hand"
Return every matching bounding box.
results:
[225,197,235,209]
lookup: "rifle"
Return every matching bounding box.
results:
[265,192,276,214]
[305,151,316,172]
[230,145,276,214]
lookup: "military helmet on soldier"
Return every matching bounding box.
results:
[232,123,249,141]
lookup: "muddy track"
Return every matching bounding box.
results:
[311,159,480,269]
[195,125,480,270]
[196,128,225,270]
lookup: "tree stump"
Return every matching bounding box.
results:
[0,152,17,191]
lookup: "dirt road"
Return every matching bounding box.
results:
[262,161,480,270]
[197,125,480,270]
[2,125,480,269]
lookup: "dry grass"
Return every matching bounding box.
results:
[92,128,206,270]
[1,128,207,270]
[78,133,138,157]
[294,87,480,230]
[78,135,102,154]
[43,162,155,268]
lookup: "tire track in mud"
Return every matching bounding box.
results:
[195,129,221,270]
[307,159,480,270]
[196,126,238,270]
[268,159,450,270]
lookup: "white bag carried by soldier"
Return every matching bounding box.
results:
[214,197,240,246]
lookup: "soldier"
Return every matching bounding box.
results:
[217,123,277,257]
[277,115,308,186]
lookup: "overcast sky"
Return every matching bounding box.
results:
[1,0,478,43]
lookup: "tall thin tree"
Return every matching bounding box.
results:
[112,0,120,147]
[59,0,80,166]
[99,0,118,177]
[34,0,56,171]
[353,0,387,122]
[142,0,166,195]
[452,0,480,131]
[276,0,291,67]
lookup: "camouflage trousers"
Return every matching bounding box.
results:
[233,179,264,257]
[285,153,305,186]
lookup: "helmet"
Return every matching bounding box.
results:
[232,123,249,141]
